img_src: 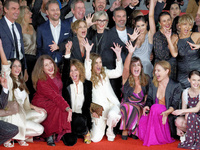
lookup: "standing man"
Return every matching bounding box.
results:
[36,0,71,66]
[0,0,27,80]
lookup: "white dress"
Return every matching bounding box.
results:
[85,59,123,142]
[0,62,46,141]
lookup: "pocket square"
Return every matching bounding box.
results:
[64,33,69,35]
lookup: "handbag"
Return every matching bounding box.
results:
[0,100,19,117]
[90,102,104,117]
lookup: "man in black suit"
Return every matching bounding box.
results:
[0,0,27,80]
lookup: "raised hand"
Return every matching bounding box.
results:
[85,13,96,28]
[0,72,8,89]
[125,40,136,54]
[65,41,73,55]
[111,42,122,61]
[110,0,121,11]
[128,28,140,41]
[130,0,139,7]
[163,28,172,39]
[49,41,59,52]
[187,41,200,50]
[82,38,94,53]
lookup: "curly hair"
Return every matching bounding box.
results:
[128,57,149,88]
[70,59,85,82]
[90,53,106,88]
[32,55,58,89]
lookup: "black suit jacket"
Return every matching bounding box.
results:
[62,58,92,130]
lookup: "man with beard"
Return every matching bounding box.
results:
[101,7,133,100]
[36,0,71,66]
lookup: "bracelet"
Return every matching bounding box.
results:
[66,107,70,111]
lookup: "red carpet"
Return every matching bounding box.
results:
[0,135,184,150]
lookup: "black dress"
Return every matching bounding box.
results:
[177,34,200,89]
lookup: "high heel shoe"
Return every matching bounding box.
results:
[18,140,29,146]
[84,132,91,144]
[46,135,55,146]
[121,135,128,140]
[4,140,14,148]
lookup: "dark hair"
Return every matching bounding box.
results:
[195,0,199,5]
[144,0,150,8]
[134,15,147,24]
[188,70,200,79]
[158,12,171,22]
[172,16,179,34]
[45,0,59,10]
[9,58,29,93]
[3,0,19,10]
[170,2,181,10]
[127,10,143,28]
[113,7,126,17]
[71,0,85,9]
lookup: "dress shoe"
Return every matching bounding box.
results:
[121,135,128,140]
[132,135,139,139]
[46,135,55,146]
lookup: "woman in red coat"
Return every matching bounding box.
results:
[31,55,72,146]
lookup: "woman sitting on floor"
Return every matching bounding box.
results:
[120,41,149,140]
[31,55,72,146]
[0,40,46,147]
[139,60,182,146]
[173,70,200,149]
[61,41,92,146]
[83,39,122,142]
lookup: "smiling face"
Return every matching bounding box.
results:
[24,8,32,24]
[93,57,102,75]
[135,20,147,33]
[130,61,142,77]
[93,0,106,12]
[113,10,127,30]
[72,1,85,20]
[179,22,193,36]
[11,60,22,78]
[70,65,80,84]
[169,3,181,20]
[159,14,172,30]
[96,15,108,32]
[154,64,169,82]
[43,59,54,77]
[4,1,20,23]
[46,3,60,21]
[188,74,200,89]
[76,21,87,38]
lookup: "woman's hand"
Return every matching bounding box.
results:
[177,128,184,137]
[65,41,73,55]
[128,28,140,41]
[187,41,200,50]
[85,13,96,28]
[172,109,183,116]
[0,72,8,89]
[82,38,94,53]
[160,111,168,125]
[125,40,136,54]
[163,28,172,40]
[92,112,99,118]
[143,106,150,116]
[33,105,46,114]
[111,42,122,61]
[49,41,59,52]
[66,108,72,122]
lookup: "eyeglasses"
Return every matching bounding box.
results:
[96,19,108,23]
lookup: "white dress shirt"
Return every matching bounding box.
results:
[116,28,128,44]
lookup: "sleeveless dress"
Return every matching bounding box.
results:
[120,80,145,136]
[138,97,175,146]
[178,89,200,149]
[133,34,153,77]
[177,34,200,89]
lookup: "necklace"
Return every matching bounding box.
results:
[95,33,104,54]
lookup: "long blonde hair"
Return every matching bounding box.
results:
[32,55,58,89]
[16,6,29,25]
[129,57,149,88]
[90,53,106,88]
[152,60,171,87]
[70,59,85,82]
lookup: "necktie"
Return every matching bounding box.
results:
[12,24,19,59]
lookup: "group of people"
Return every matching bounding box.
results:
[0,0,200,149]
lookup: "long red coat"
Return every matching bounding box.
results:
[32,72,71,141]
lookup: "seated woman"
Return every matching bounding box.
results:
[120,42,149,140]
[61,41,92,145]
[60,20,94,63]
[0,40,46,147]
[31,55,72,146]
[173,70,200,149]
[139,60,182,146]
[83,39,122,142]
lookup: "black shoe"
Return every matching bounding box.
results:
[121,135,128,140]
[46,135,55,146]
[132,135,138,139]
